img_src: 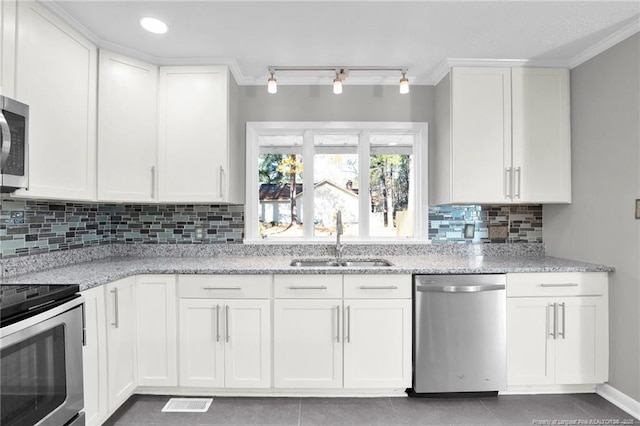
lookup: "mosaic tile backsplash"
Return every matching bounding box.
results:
[429,204,543,244]
[1,199,542,259]
[0,199,244,259]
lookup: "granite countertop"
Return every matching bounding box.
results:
[0,254,614,292]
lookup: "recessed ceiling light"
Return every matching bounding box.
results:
[139,17,168,34]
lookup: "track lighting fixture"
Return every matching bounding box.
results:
[266,66,409,95]
[267,71,277,94]
[399,71,409,94]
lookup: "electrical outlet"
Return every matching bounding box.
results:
[488,225,508,239]
[194,226,206,241]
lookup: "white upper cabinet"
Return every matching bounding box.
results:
[158,66,234,203]
[12,1,97,201]
[98,51,158,202]
[0,0,17,97]
[431,67,571,205]
[511,68,571,203]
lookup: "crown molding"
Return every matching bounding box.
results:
[36,0,246,84]
[428,16,640,85]
[568,16,640,69]
[36,0,640,87]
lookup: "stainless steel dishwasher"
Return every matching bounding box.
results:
[412,274,506,395]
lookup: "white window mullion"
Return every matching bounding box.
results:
[302,130,314,238]
[358,130,371,239]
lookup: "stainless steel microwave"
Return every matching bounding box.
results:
[0,95,29,193]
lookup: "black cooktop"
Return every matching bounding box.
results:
[0,284,80,327]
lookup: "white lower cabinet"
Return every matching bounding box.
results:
[178,275,271,388]
[105,277,137,411]
[274,299,343,388]
[506,272,608,388]
[273,274,412,389]
[81,286,109,426]
[135,275,177,387]
[342,299,412,388]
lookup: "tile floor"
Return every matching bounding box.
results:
[104,393,640,426]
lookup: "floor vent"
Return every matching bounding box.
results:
[161,398,213,413]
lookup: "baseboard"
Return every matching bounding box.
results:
[135,386,409,398]
[596,383,640,420]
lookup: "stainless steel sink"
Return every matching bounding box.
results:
[290,259,393,267]
[289,260,342,267]
[340,260,393,267]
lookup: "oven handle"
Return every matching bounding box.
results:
[0,296,84,339]
[0,110,12,170]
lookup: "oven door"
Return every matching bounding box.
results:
[0,298,84,426]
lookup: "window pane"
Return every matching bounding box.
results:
[258,135,304,239]
[313,135,359,237]
[369,134,414,237]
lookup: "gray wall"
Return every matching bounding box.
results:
[237,84,435,140]
[543,33,640,401]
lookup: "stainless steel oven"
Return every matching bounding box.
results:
[0,284,85,426]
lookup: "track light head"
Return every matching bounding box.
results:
[399,71,409,94]
[267,71,277,94]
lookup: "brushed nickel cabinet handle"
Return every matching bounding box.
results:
[111,288,119,328]
[504,167,513,200]
[547,303,555,339]
[150,166,156,199]
[215,304,220,342]
[358,285,398,290]
[219,166,225,199]
[225,305,230,343]
[336,305,340,343]
[203,286,242,291]
[288,286,327,290]
[346,305,351,343]
[539,283,579,288]
[559,302,566,339]
[514,166,521,199]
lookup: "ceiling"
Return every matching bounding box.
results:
[47,0,640,85]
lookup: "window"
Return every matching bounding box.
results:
[246,122,428,242]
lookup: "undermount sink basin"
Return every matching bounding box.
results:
[290,259,393,267]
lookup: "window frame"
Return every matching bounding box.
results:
[246,122,429,243]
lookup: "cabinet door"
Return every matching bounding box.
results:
[136,275,177,387]
[343,299,411,389]
[98,51,158,202]
[1,0,17,97]
[179,298,225,387]
[554,297,608,384]
[106,277,137,411]
[450,67,512,203]
[506,298,555,385]
[274,299,342,388]
[158,66,228,202]
[81,286,108,426]
[512,68,571,203]
[224,300,271,388]
[13,1,96,200]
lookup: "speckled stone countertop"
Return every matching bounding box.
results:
[0,253,613,292]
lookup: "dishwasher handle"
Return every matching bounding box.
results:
[417,284,505,293]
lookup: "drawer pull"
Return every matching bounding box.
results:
[288,286,328,290]
[203,286,242,290]
[358,285,398,290]
[539,283,579,288]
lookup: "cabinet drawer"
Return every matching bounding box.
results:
[178,275,271,299]
[343,275,411,299]
[274,275,342,299]
[507,272,607,297]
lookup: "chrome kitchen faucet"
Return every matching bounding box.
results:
[336,210,345,260]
